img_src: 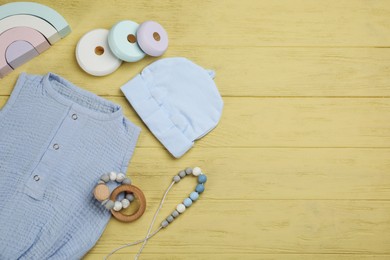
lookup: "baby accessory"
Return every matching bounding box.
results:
[135,21,168,57]
[0,2,71,78]
[76,29,122,76]
[0,73,140,259]
[108,20,146,62]
[93,171,146,222]
[121,57,223,158]
[76,20,168,76]
[105,167,207,259]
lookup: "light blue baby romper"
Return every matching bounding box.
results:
[0,73,140,259]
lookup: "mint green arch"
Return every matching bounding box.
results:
[0,2,71,38]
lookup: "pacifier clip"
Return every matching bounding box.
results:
[104,166,207,259]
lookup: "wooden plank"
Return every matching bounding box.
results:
[124,148,390,200]
[1,97,390,148]
[2,47,390,97]
[85,200,390,255]
[28,0,390,47]
[85,253,390,259]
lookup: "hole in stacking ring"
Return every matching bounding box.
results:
[127,34,137,43]
[153,32,161,41]
[94,46,105,55]
[110,184,146,223]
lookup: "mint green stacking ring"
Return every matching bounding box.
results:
[108,20,146,62]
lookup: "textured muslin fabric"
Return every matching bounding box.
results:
[0,73,140,259]
[121,57,223,158]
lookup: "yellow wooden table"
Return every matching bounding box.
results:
[1,0,389,259]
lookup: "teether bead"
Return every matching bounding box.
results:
[98,180,105,184]
[104,200,115,210]
[192,167,202,176]
[123,178,132,185]
[113,201,123,211]
[171,210,179,218]
[173,175,181,183]
[195,184,205,193]
[190,191,199,201]
[185,167,193,175]
[116,173,126,182]
[166,215,174,223]
[126,193,135,202]
[109,171,117,181]
[176,203,186,213]
[121,198,130,209]
[101,173,110,182]
[183,198,192,207]
[179,170,186,178]
[198,175,207,184]
[161,220,169,228]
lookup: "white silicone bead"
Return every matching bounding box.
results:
[109,171,117,181]
[116,173,126,182]
[121,199,130,209]
[113,201,123,211]
[192,167,202,176]
[176,203,186,213]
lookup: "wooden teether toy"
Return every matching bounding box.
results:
[137,21,168,57]
[105,166,207,259]
[76,29,122,76]
[93,171,146,223]
[75,20,168,76]
[108,20,146,62]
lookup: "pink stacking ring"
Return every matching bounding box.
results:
[136,21,168,57]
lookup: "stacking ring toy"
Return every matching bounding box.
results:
[108,20,146,62]
[93,171,146,223]
[137,21,168,57]
[76,29,122,76]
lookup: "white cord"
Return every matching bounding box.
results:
[104,181,175,260]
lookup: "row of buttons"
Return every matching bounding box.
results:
[33,113,78,182]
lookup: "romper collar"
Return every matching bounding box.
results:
[42,72,123,121]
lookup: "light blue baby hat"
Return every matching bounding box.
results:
[121,57,223,158]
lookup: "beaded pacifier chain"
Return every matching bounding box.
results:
[104,166,207,259]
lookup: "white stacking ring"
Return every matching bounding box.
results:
[76,29,122,76]
[108,20,146,62]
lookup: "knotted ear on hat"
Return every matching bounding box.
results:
[121,57,223,158]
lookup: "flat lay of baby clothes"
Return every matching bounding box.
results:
[0,73,140,259]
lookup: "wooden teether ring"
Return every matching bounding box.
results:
[110,184,146,223]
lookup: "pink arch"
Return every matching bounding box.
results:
[0,27,50,78]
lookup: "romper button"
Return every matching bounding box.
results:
[53,143,60,150]
[33,175,40,181]
[72,114,78,120]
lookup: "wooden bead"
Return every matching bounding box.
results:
[93,184,110,201]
